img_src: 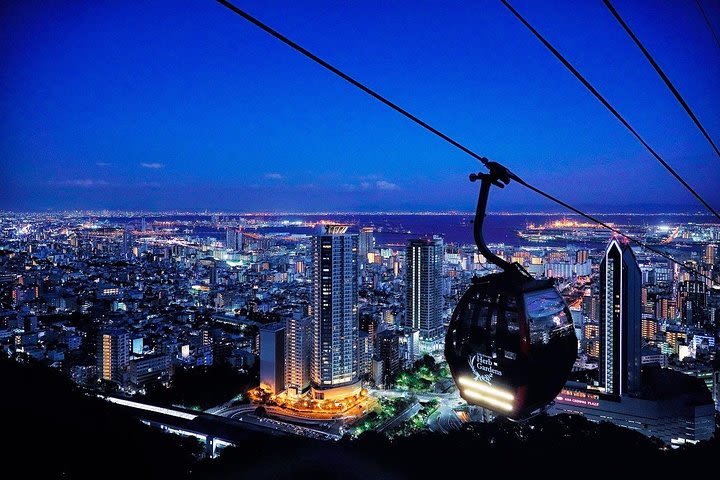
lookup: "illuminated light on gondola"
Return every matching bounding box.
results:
[458,376,514,402]
[462,389,514,412]
[445,163,577,420]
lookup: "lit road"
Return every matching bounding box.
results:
[215,405,341,441]
[427,404,463,433]
[376,402,422,433]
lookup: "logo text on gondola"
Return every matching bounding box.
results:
[468,353,502,383]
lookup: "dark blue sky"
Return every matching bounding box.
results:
[1,0,719,212]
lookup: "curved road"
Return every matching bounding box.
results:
[214,405,341,441]
[427,405,463,433]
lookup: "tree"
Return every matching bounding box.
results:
[146,362,258,410]
[1,357,201,478]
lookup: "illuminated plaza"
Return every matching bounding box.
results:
[248,386,377,422]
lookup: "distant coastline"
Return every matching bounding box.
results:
[1,210,717,217]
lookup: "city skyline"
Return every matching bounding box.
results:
[2,1,719,212]
[1,2,719,476]
[1,202,717,472]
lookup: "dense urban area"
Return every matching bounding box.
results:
[1,212,718,476]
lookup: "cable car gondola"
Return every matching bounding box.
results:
[445,163,577,420]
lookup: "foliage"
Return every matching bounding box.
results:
[392,355,451,392]
[351,397,413,435]
[0,357,202,478]
[146,362,258,410]
[194,412,720,479]
[2,356,716,480]
[392,399,440,437]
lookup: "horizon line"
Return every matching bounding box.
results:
[1,209,717,217]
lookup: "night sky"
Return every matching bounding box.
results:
[1,0,719,212]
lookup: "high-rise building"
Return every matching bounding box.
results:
[583,322,599,358]
[376,329,401,385]
[358,227,375,264]
[655,296,675,321]
[400,328,420,369]
[259,322,285,395]
[358,331,373,379]
[98,329,129,385]
[359,315,377,340]
[575,249,589,264]
[226,227,243,251]
[285,313,312,396]
[553,245,715,445]
[311,225,360,399]
[678,279,708,326]
[599,238,641,396]
[641,317,658,343]
[405,237,444,344]
[121,228,131,257]
[209,264,219,285]
[704,243,717,265]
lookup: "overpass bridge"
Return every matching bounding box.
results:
[100,396,338,458]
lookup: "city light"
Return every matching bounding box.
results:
[457,376,514,402]
[2,1,720,475]
[461,389,513,412]
[102,396,198,420]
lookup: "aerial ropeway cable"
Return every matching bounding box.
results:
[602,0,720,161]
[694,0,720,52]
[498,0,720,223]
[215,0,718,417]
[214,0,717,285]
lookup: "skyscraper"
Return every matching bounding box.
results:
[405,237,444,345]
[704,243,717,266]
[311,225,360,399]
[209,263,219,285]
[599,238,641,396]
[358,226,375,263]
[259,322,285,395]
[679,278,708,326]
[226,227,243,251]
[376,329,401,385]
[285,313,312,396]
[121,227,131,258]
[98,329,129,385]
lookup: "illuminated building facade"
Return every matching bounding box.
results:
[655,296,676,321]
[259,322,285,395]
[285,313,312,396]
[405,237,444,344]
[665,328,687,354]
[582,290,599,322]
[128,353,171,387]
[358,226,375,264]
[575,249,589,264]
[704,243,717,266]
[678,279,708,325]
[551,371,715,445]
[311,225,360,399]
[226,227,243,251]
[599,239,641,396]
[131,337,143,355]
[98,329,129,385]
[583,322,599,358]
[641,317,658,343]
[358,331,373,379]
